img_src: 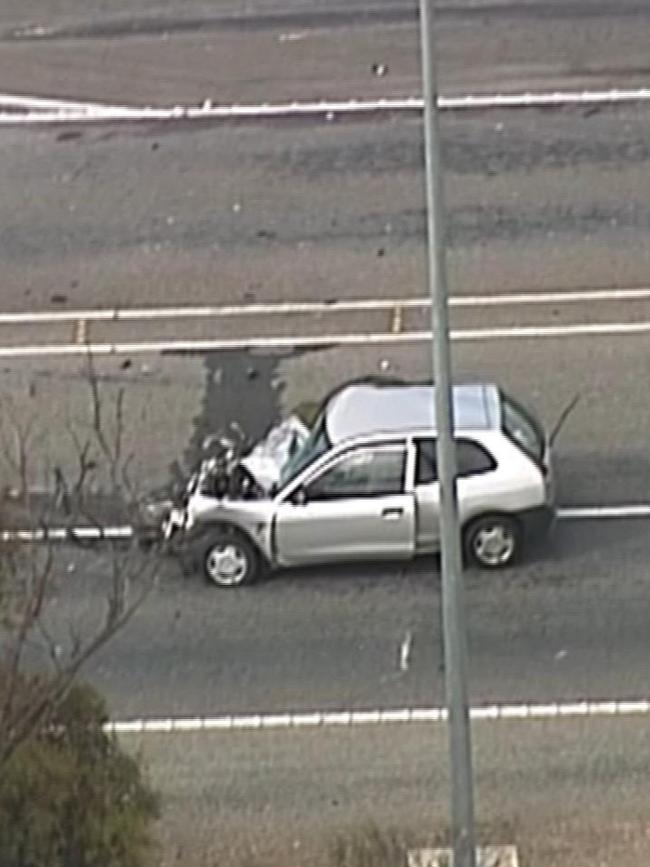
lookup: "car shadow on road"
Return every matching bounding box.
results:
[259,556,441,594]
[261,516,650,591]
[166,514,650,593]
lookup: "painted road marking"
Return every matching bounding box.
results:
[73,318,88,344]
[1,526,134,542]
[409,845,519,867]
[399,630,413,672]
[4,86,650,124]
[0,92,123,112]
[4,318,650,357]
[104,699,650,734]
[391,304,403,334]
[2,506,650,544]
[4,285,650,325]
[559,505,650,519]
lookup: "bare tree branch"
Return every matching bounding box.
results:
[0,349,161,768]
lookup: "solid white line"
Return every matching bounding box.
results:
[104,698,650,734]
[0,92,124,112]
[2,286,650,325]
[3,86,650,125]
[3,319,650,356]
[557,505,650,519]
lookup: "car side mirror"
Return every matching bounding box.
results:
[291,486,308,506]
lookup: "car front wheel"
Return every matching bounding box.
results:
[464,514,521,569]
[203,532,259,587]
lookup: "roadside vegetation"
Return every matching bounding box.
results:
[0,678,159,867]
[0,353,162,861]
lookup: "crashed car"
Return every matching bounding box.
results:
[142,378,555,587]
[136,412,310,542]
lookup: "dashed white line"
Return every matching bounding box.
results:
[1,526,133,542]
[4,86,650,125]
[104,699,650,734]
[2,285,650,325]
[2,506,649,544]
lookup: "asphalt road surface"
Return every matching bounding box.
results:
[44,519,650,717]
[2,0,650,105]
[3,1,650,863]
[4,107,650,311]
[37,516,650,865]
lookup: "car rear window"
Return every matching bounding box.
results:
[500,392,545,464]
[415,438,496,484]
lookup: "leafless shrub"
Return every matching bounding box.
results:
[0,351,161,769]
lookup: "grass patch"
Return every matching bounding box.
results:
[327,823,413,867]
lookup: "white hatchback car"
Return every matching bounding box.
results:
[168,380,555,586]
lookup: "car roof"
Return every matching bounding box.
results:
[325,382,501,444]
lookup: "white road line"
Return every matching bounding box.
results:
[399,630,413,673]
[1,526,133,542]
[558,505,650,519]
[2,286,650,325]
[2,506,648,545]
[3,86,650,125]
[3,319,650,357]
[410,845,519,867]
[0,92,125,112]
[104,698,650,734]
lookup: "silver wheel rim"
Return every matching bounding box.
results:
[473,522,515,567]
[205,542,248,586]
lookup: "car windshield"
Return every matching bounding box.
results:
[279,412,331,487]
[501,392,545,463]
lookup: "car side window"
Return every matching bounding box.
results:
[416,439,438,484]
[457,439,496,476]
[416,438,495,485]
[305,446,406,501]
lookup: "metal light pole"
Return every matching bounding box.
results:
[417,1,477,865]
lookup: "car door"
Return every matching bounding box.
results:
[413,437,498,551]
[273,442,415,566]
[455,438,498,520]
[414,438,441,551]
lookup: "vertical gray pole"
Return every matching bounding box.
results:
[417,1,477,866]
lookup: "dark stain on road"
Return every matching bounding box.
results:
[167,348,288,482]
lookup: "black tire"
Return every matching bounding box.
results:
[463,514,521,570]
[202,531,259,587]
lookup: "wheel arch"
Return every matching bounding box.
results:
[461,509,523,537]
[184,519,270,567]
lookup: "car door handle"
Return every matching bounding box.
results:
[382,507,404,520]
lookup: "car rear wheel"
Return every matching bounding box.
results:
[203,532,259,587]
[464,514,521,569]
